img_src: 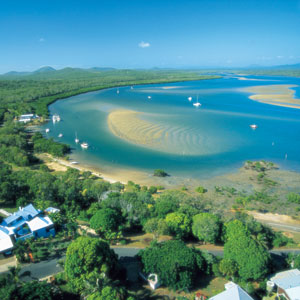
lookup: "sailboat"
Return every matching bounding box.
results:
[75,132,79,144]
[116,89,120,94]
[193,95,201,107]
[52,114,61,122]
[81,142,89,149]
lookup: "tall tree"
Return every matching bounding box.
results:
[65,236,121,293]
[224,220,270,281]
[139,240,204,290]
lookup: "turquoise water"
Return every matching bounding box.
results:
[42,75,300,179]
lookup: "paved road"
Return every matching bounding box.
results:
[20,257,64,281]
[1,247,300,281]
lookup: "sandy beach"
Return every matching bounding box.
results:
[40,153,300,201]
[243,84,300,109]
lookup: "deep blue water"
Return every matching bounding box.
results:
[42,75,300,179]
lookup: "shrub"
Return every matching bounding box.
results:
[195,186,207,194]
[153,169,168,177]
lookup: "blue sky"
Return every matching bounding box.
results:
[1,0,300,72]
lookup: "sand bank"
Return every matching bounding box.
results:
[243,84,300,109]
[161,86,181,89]
[107,109,224,156]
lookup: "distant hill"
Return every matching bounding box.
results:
[267,63,300,70]
[33,66,56,73]
[3,71,31,76]
[0,66,119,80]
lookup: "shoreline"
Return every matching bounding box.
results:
[41,153,300,194]
[243,84,300,109]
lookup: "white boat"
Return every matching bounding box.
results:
[131,86,133,90]
[75,132,79,144]
[188,96,192,101]
[52,114,61,122]
[81,142,89,149]
[148,96,152,100]
[58,133,63,138]
[250,124,258,129]
[70,161,79,165]
[193,95,201,107]
[45,128,50,133]
[116,89,120,94]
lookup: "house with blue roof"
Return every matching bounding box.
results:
[0,204,55,254]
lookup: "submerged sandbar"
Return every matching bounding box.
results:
[243,84,300,109]
[107,109,226,155]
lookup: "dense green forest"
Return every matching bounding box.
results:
[0,68,219,121]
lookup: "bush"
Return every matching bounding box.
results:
[195,186,207,194]
[287,192,300,204]
[148,186,158,194]
[153,169,168,177]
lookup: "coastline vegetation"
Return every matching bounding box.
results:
[0,68,219,121]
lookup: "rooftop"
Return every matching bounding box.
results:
[271,269,300,300]
[209,282,254,300]
[2,204,41,226]
[0,226,14,252]
[28,216,53,232]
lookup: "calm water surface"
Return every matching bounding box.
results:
[42,75,300,179]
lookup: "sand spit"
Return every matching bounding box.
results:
[161,86,181,89]
[243,84,300,109]
[107,109,224,155]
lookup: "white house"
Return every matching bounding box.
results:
[209,282,254,300]
[18,114,39,123]
[270,269,300,300]
[0,204,55,254]
[0,226,14,253]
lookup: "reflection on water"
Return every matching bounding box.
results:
[42,75,300,179]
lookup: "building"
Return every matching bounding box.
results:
[209,282,254,300]
[270,269,300,300]
[18,114,39,123]
[0,204,55,254]
[0,226,14,253]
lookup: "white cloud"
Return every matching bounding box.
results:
[39,38,45,42]
[138,41,150,48]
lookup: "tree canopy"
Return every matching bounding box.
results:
[90,208,122,238]
[192,213,220,244]
[65,236,120,293]
[165,212,191,239]
[138,240,204,290]
[224,220,270,281]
